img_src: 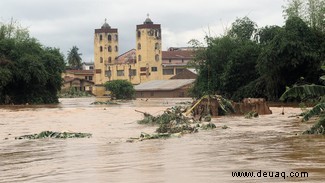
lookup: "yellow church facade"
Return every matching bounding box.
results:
[93,16,193,96]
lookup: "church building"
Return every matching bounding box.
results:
[93,16,194,96]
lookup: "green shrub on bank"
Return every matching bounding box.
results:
[59,87,92,98]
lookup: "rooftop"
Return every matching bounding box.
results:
[134,79,195,91]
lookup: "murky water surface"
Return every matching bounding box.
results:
[0,98,324,183]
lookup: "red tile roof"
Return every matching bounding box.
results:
[162,50,194,59]
[66,70,94,75]
[115,49,136,64]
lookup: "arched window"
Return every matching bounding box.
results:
[100,46,103,52]
[138,55,142,61]
[108,35,112,41]
[100,57,103,63]
[115,34,118,41]
[155,43,159,50]
[115,46,118,52]
[108,46,112,52]
[137,30,141,38]
[108,57,112,63]
[99,34,102,41]
[137,43,141,50]
[155,54,159,61]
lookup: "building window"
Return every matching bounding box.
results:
[115,46,118,52]
[129,69,137,76]
[105,70,111,77]
[115,34,118,41]
[99,34,102,41]
[176,68,184,74]
[137,43,141,50]
[138,55,141,61]
[117,70,124,76]
[182,59,184,63]
[89,66,94,70]
[169,59,171,63]
[108,46,112,52]
[100,46,103,52]
[155,54,159,61]
[150,92,154,97]
[137,30,141,38]
[155,43,159,50]
[100,57,103,63]
[108,57,112,63]
[163,68,174,75]
[88,76,93,81]
[151,67,157,72]
[140,67,147,72]
[108,34,112,41]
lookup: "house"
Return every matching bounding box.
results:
[134,79,195,98]
[62,76,94,93]
[170,68,197,80]
[62,70,95,93]
[82,62,94,70]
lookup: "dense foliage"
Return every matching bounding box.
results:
[104,80,135,100]
[0,21,65,104]
[280,65,325,134]
[190,13,324,101]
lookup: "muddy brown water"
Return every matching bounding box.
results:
[0,98,324,183]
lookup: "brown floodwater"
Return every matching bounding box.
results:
[0,98,324,183]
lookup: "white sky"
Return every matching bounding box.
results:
[0,0,286,62]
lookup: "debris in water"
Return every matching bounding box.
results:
[15,131,92,139]
[90,101,118,105]
[222,125,229,129]
[303,118,325,135]
[245,111,259,119]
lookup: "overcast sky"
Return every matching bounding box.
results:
[0,0,286,62]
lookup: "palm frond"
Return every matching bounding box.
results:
[320,75,325,83]
[280,85,325,101]
[303,102,325,121]
[303,117,325,135]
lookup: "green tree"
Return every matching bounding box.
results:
[189,17,260,100]
[283,0,325,32]
[257,16,323,100]
[0,20,65,104]
[104,80,135,100]
[228,16,258,41]
[67,46,82,69]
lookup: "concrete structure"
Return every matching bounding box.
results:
[134,79,195,98]
[62,70,94,93]
[93,16,195,96]
[62,77,94,93]
[82,62,94,70]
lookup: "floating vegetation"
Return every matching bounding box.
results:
[200,122,217,130]
[303,118,325,135]
[90,101,118,105]
[15,131,92,140]
[130,105,217,142]
[222,125,229,129]
[245,111,259,119]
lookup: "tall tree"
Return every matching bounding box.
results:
[283,0,325,32]
[189,17,260,100]
[0,20,65,104]
[257,16,323,100]
[67,46,82,69]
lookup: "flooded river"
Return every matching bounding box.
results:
[0,98,324,183]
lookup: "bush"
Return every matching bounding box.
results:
[104,80,135,100]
